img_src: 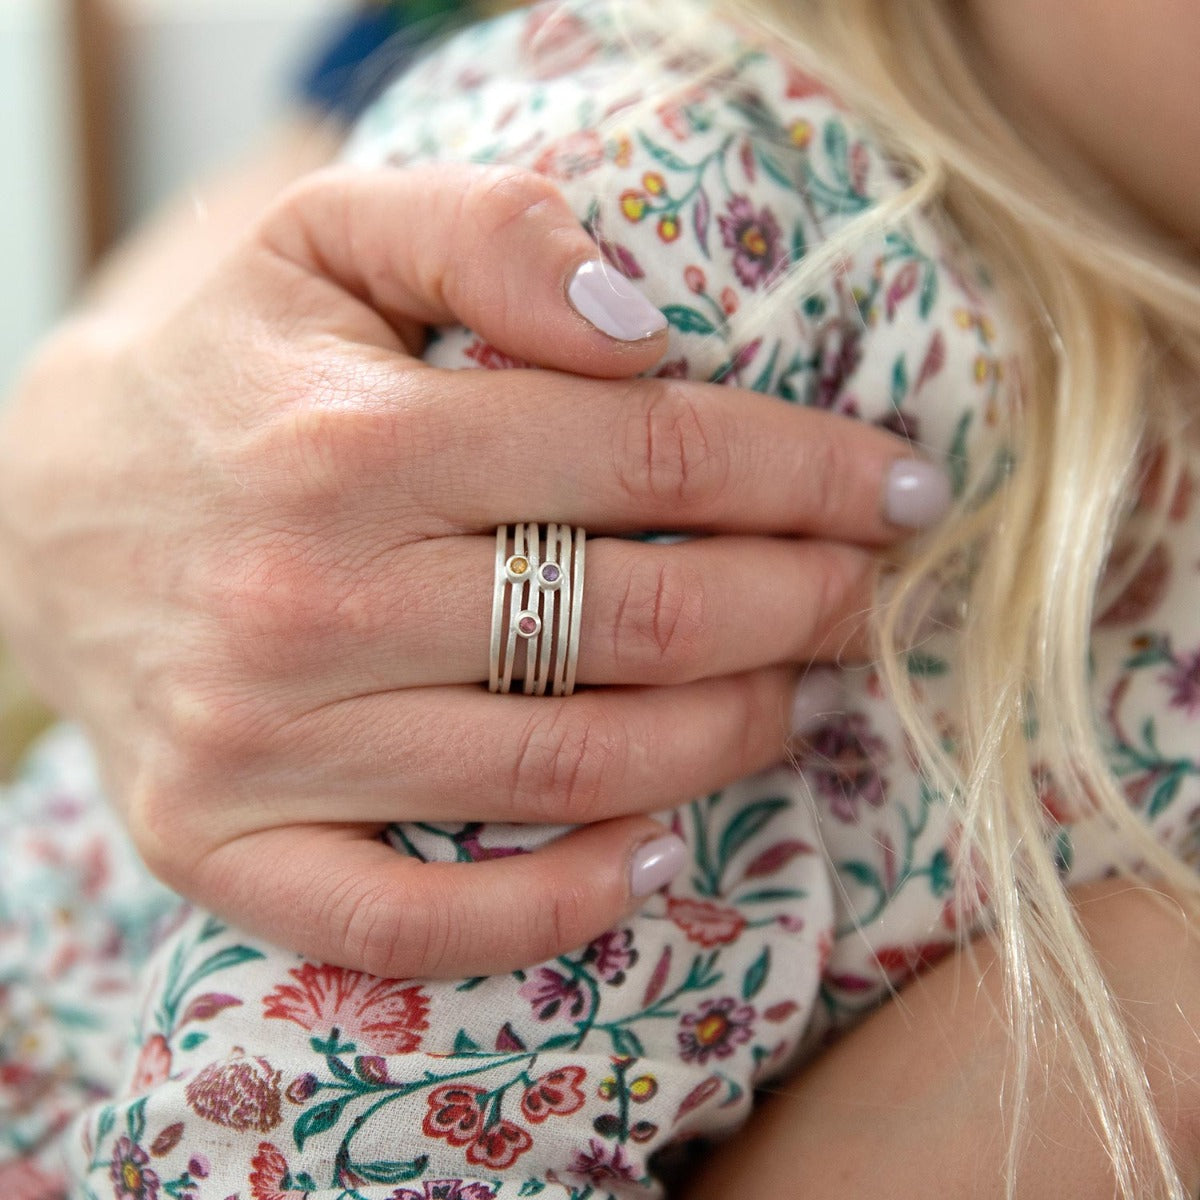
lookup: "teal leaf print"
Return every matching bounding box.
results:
[946,411,974,499]
[751,341,781,394]
[126,1097,147,1145]
[353,1157,430,1184]
[520,1183,548,1197]
[179,1031,208,1051]
[919,267,939,319]
[741,947,770,1001]
[928,848,953,897]
[176,945,266,1001]
[1053,829,1074,876]
[662,304,718,336]
[791,223,807,264]
[841,860,881,890]
[756,151,795,191]
[611,1026,645,1056]
[891,356,909,409]
[717,797,791,872]
[823,120,849,184]
[637,131,691,172]
[736,887,807,904]
[453,1029,481,1054]
[294,1098,345,1151]
[96,1105,117,1146]
[1148,771,1183,818]
[906,651,949,678]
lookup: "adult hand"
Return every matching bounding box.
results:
[0,164,949,978]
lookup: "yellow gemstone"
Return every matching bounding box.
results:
[509,556,529,575]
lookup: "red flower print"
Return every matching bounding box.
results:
[423,1084,486,1146]
[248,1142,292,1200]
[518,967,587,1021]
[185,1053,282,1132]
[677,996,755,1064]
[521,1065,587,1123]
[131,1033,172,1093]
[464,339,531,371]
[567,1138,640,1186]
[149,1123,184,1157]
[1098,541,1171,626]
[262,963,430,1055]
[873,942,954,985]
[466,1120,533,1170]
[532,130,605,180]
[666,898,746,947]
[684,266,706,293]
[110,1136,160,1200]
[718,195,787,290]
[520,6,602,79]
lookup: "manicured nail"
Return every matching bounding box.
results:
[790,672,845,739]
[630,834,688,897]
[568,260,668,341]
[884,458,952,529]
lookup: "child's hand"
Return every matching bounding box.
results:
[0,165,949,978]
[680,876,1200,1198]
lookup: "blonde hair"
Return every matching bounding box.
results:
[690,0,1200,1196]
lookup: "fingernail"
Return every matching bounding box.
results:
[790,671,845,738]
[630,834,688,897]
[884,459,952,529]
[568,260,668,341]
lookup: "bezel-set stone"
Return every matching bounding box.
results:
[515,611,542,638]
[505,554,532,583]
[538,562,563,588]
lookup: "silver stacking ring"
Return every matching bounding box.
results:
[489,523,586,696]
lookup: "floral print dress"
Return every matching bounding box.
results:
[4,2,1200,1198]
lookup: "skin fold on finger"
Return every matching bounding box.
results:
[186,817,683,979]
[172,667,801,840]
[225,533,878,695]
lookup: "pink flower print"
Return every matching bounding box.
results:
[521,1065,587,1123]
[1161,646,1200,717]
[393,1184,498,1200]
[111,1136,160,1200]
[131,1033,172,1093]
[184,1053,282,1132]
[532,129,605,180]
[248,1142,292,1200]
[666,898,747,948]
[718,195,787,290]
[678,997,755,1064]
[797,712,888,824]
[583,928,638,983]
[465,1120,534,1170]
[262,963,430,1054]
[567,1138,640,1187]
[518,967,587,1021]
[422,1084,486,1147]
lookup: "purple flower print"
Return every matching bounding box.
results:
[677,996,756,1064]
[583,928,639,984]
[1161,646,1200,717]
[799,712,889,824]
[110,1136,160,1200]
[718,195,787,289]
[393,1183,497,1200]
[518,967,586,1021]
[567,1138,640,1187]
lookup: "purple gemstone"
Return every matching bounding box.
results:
[541,564,561,583]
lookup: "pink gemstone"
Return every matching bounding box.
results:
[518,615,538,636]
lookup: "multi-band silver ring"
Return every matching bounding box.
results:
[489,523,586,696]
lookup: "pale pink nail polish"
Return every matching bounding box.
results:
[630,834,687,897]
[568,261,667,341]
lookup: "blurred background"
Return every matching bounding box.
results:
[0,0,355,397]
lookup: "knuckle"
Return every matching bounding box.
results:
[806,549,870,654]
[462,166,563,242]
[124,769,204,890]
[618,382,731,511]
[508,705,625,824]
[527,882,594,964]
[613,556,708,677]
[800,432,854,532]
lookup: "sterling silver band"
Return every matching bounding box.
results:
[489,523,586,696]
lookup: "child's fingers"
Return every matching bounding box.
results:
[244,162,669,377]
[188,818,687,979]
